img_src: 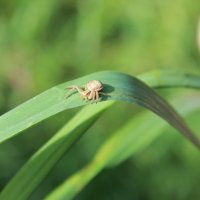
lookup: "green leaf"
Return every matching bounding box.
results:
[45,96,200,200]
[138,70,200,89]
[0,101,113,200]
[0,71,200,148]
[99,96,200,167]
[1,70,200,200]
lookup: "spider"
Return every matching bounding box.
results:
[66,80,107,102]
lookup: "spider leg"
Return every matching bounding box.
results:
[82,90,90,101]
[83,94,88,101]
[65,87,76,98]
[67,86,84,94]
[95,91,99,103]
[99,92,110,97]
[66,85,84,99]
[99,92,108,95]
[91,92,96,103]
[86,91,92,101]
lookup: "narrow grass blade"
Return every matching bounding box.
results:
[139,70,200,89]
[0,71,200,148]
[45,160,103,200]
[1,71,200,200]
[99,96,200,167]
[45,96,200,200]
[0,101,113,200]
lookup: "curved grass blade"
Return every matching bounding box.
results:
[1,71,200,200]
[0,101,113,200]
[45,96,200,200]
[0,71,200,148]
[100,95,200,167]
[139,70,200,89]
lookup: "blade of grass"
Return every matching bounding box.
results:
[100,95,200,167]
[138,70,200,89]
[0,70,200,148]
[1,70,199,199]
[0,101,114,200]
[45,95,200,200]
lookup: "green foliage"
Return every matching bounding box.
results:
[0,71,200,200]
[0,102,113,200]
[45,98,200,200]
[1,71,200,146]
[0,0,200,200]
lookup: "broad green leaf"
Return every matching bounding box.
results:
[0,101,113,200]
[0,71,200,148]
[45,96,200,200]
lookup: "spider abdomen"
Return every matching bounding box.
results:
[86,80,103,91]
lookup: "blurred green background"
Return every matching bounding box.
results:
[0,0,200,199]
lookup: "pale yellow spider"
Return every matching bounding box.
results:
[66,80,106,102]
